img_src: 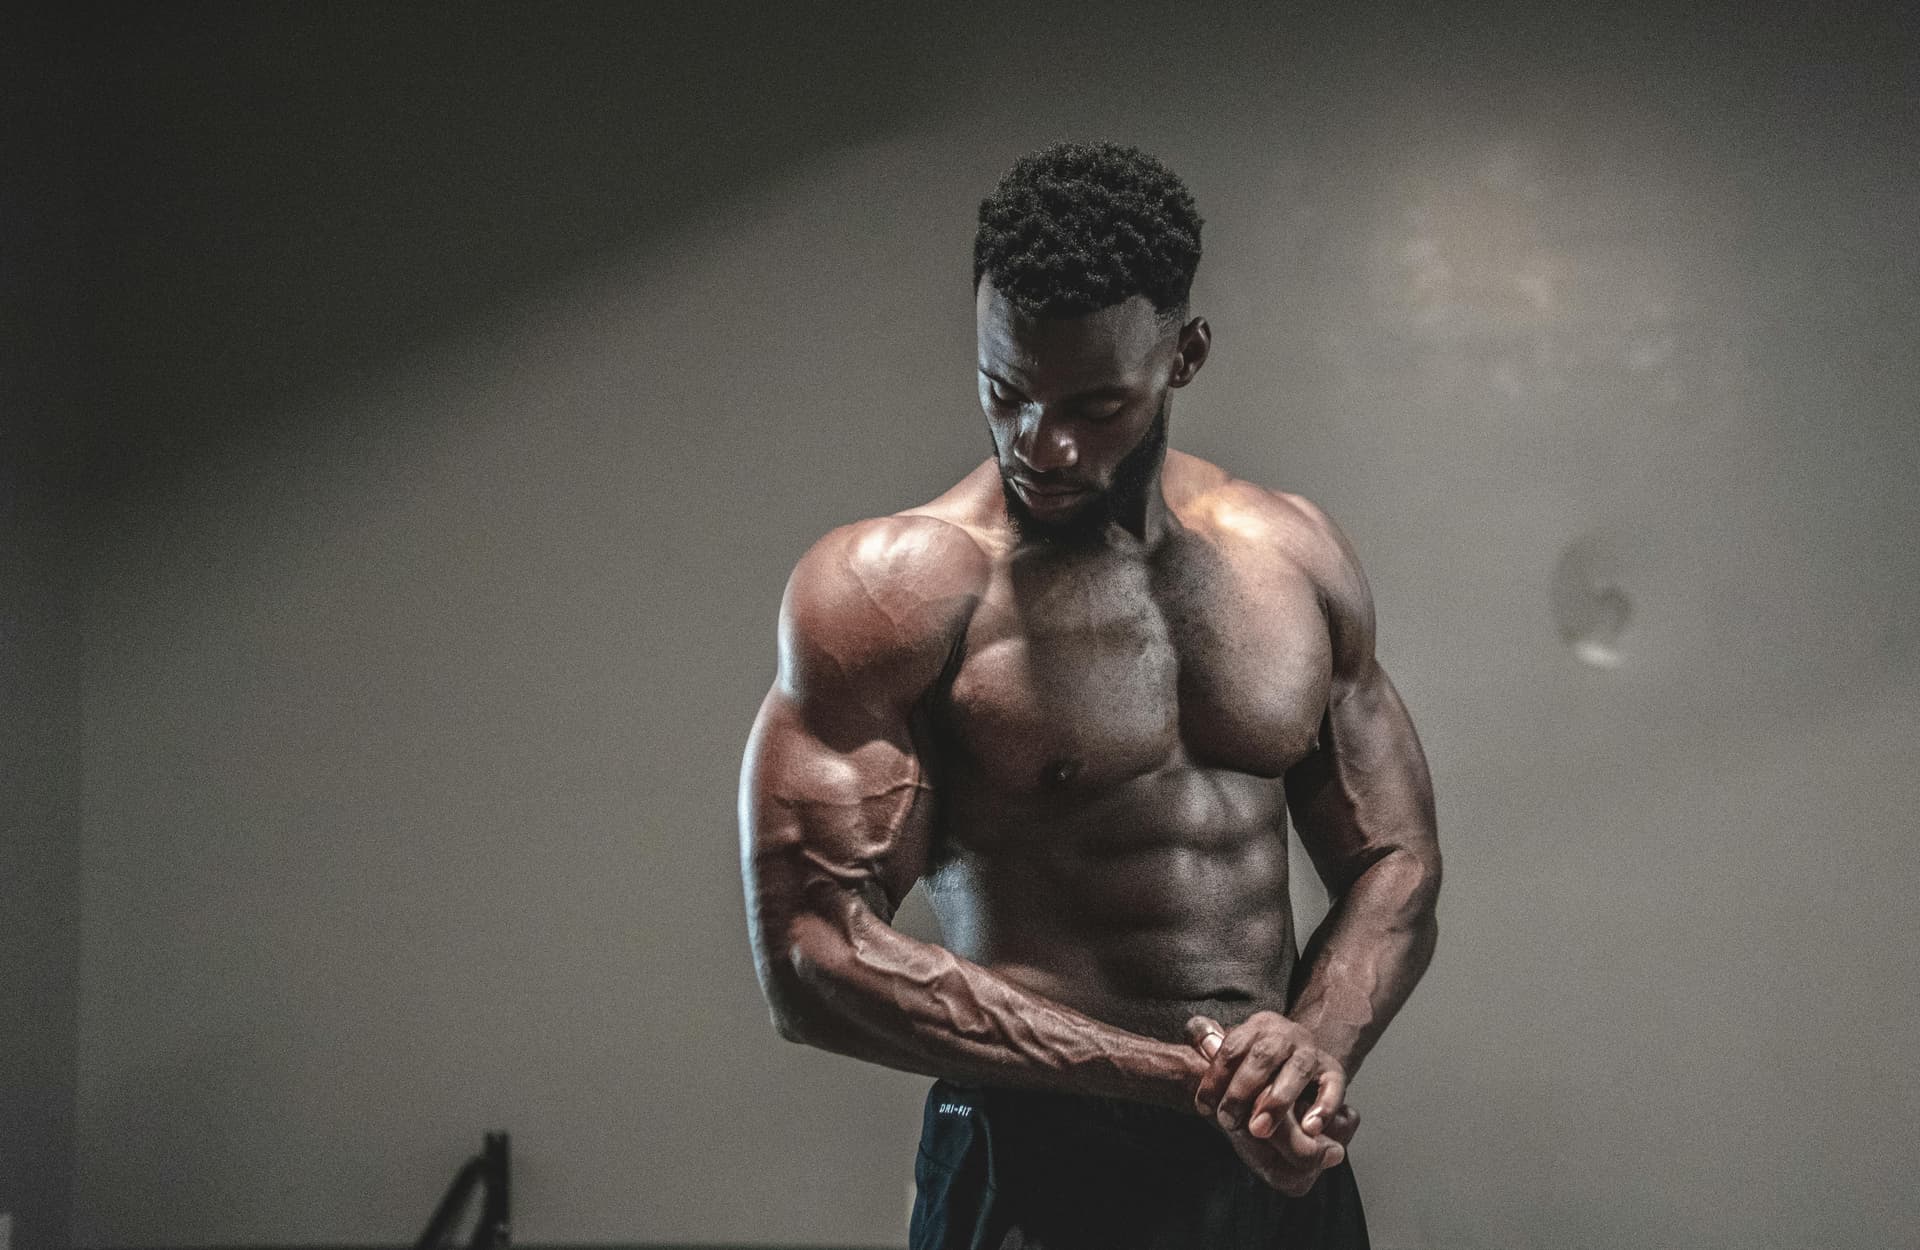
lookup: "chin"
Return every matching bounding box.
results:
[1004,486,1110,546]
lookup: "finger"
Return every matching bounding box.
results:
[1187,1016,1230,1114]
[1227,1128,1316,1196]
[1323,1104,1360,1145]
[1215,1036,1294,1131]
[1253,1140,1324,1198]
[1272,1107,1323,1162]
[1193,1019,1255,1115]
[1264,1099,1345,1170]
[1184,1015,1226,1058]
[1249,1050,1320,1138]
[1297,1066,1346,1137]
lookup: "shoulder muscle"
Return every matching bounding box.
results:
[1268,490,1378,687]
[778,515,988,732]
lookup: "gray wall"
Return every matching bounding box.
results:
[33,3,1920,1247]
[1,483,83,1250]
[4,10,86,1246]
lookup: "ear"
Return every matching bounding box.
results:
[1168,317,1211,388]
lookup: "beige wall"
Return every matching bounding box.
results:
[61,5,1920,1247]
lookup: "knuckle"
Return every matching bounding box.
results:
[1251,1037,1290,1063]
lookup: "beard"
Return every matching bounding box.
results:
[997,394,1170,548]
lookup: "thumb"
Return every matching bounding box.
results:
[1185,1015,1226,1057]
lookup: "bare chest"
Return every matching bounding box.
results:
[931,532,1332,797]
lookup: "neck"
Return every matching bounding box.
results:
[1105,457,1174,550]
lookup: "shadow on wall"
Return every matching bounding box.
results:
[46,2,997,505]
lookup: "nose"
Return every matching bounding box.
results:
[1011,407,1078,475]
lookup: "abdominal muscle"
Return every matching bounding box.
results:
[922,767,1301,1044]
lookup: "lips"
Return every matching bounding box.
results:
[1012,478,1090,514]
[1014,477,1087,499]
[1013,476,1090,503]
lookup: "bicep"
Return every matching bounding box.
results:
[738,517,977,1004]
[740,684,936,935]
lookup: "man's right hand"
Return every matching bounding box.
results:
[1187,1017,1360,1196]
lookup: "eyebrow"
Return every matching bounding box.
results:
[979,369,1131,401]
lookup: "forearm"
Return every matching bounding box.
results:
[1286,847,1439,1080]
[774,906,1206,1112]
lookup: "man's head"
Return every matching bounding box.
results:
[973,141,1209,545]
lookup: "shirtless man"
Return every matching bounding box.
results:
[740,141,1440,1247]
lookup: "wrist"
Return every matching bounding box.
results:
[1112,1039,1210,1114]
[1149,1041,1212,1113]
[1287,1001,1363,1077]
[1059,1034,1211,1113]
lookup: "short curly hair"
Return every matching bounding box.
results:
[973,140,1203,322]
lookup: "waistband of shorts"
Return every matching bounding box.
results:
[931,1078,1223,1149]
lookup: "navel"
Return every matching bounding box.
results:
[1042,757,1083,787]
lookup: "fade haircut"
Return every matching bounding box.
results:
[973,140,1203,324]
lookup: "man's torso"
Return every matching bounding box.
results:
[895,451,1337,1043]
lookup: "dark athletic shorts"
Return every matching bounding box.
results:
[909,1078,1370,1250]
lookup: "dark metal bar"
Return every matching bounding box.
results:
[414,1132,511,1250]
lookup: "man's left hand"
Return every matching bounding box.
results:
[1186,1011,1350,1143]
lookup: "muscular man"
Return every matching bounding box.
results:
[740,141,1440,1248]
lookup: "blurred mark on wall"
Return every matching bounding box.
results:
[1551,533,1632,669]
